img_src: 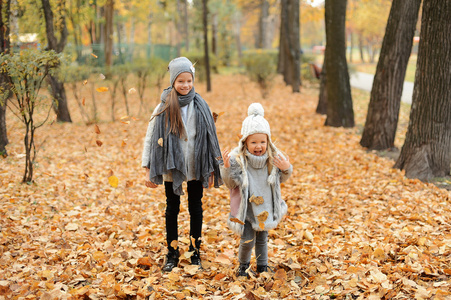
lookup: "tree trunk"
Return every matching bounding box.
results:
[316,54,327,114]
[48,75,72,122]
[183,0,189,52]
[104,0,114,69]
[68,1,83,62]
[41,0,72,122]
[233,11,242,66]
[202,0,211,91]
[360,0,421,150]
[278,0,300,92]
[258,0,269,48]
[175,0,181,56]
[147,12,153,58]
[129,17,135,62]
[212,13,218,55]
[394,0,451,180]
[348,31,353,63]
[277,3,286,75]
[358,34,365,62]
[324,0,354,127]
[0,0,11,156]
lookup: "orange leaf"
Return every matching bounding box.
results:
[94,124,101,134]
[249,195,264,205]
[137,257,153,267]
[274,269,287,281]
[170,240,178,249]
[96,140,103,147]
[96,87,109,92]
[256,211,268,222]
[229,217,245,225]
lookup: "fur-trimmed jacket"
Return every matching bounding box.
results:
[220,148,292,235]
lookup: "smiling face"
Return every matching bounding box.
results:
[245,133,268,156]
[173,72,193,95]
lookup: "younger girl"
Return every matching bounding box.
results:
[221,103,292,277]
[142,57,223,272]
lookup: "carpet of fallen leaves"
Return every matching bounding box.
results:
[1,74,450,300]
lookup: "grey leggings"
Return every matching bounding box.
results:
[238,221,268,266]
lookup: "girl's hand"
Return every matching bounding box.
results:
[144,168,158,188]
[222,149,231,168]
[274,154,291,171]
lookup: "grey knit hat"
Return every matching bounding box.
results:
[168,57,195,87]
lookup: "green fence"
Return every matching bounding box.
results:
[64,43,178,66]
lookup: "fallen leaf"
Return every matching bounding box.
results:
[229,217,245,225]
[215,253,231,264]
[256,211,268,222]
[96,140,103,147]
[304,230,314,241]
[185,265,199,275]
[158,203,166,211]
[274,269,287,281]
[125,180,133,188]
[170,240,178,249]
[137,257,153,267]
[249,195,264,205]
[94,124,101,134]
[158,138,163,147]
[65,223,78,231]
[108,175,119,188]
[96,87,109,92]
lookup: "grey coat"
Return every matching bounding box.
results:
[220,148,292,235]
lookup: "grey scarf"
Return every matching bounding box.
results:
[148,87,223,195]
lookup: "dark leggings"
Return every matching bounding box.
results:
[165,181,204,251]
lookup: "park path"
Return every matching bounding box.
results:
[350,71,414,104]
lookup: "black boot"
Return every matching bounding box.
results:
[162,249,179,272]
[236,263,250,278]
[256,265,270,273]
[190,248,202,268]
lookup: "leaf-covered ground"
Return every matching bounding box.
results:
[1,74,450,299]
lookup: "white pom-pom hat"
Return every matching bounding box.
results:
[240,103,272,142]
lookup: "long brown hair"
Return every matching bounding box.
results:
[152,88,186,138]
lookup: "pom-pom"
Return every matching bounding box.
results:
[248,103,264,117]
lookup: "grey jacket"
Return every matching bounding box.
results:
[220,148,292,235]
[142,103,197,182]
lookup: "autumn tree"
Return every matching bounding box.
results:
[350,0,391,63]
[324,0,354,127]
[316,55,327,114]
[0,0,11,157]
[277,0,301,92]
[0,50,61,183]
[104,0,114,69]
[360,0,421,150]
[41,0,72,122]
[394,0,451,181]
[202,0,211,91]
